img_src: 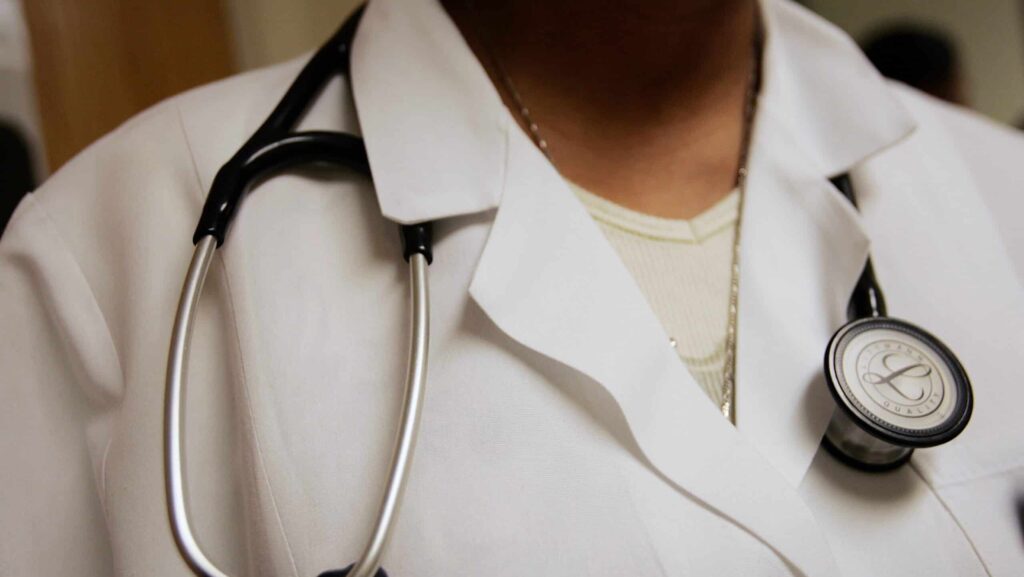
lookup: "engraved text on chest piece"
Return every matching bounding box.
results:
[856,340,943,417]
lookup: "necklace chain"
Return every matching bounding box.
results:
[468,4,762,423]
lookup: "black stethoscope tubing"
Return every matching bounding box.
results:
[191,5,431,262]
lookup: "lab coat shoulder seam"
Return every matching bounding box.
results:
[172,99,212,204]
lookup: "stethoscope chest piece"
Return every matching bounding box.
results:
[822,316,973,471]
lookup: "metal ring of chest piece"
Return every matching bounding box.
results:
[821,175,973,471]
[822,317,973,471]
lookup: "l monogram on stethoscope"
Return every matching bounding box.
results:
[862,352,933,402]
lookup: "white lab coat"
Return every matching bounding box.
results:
[2,0,1023,575]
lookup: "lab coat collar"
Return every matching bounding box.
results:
[757,0,916,176]
[349,0,916,572]
[735,106,871,487]
[729,0,914,486]
[470,125,843,577]
[351,0,508,224]
[351,0,916,225]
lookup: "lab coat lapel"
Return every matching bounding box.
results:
[732,0,916,486]
[734,108,870,487]
[469,126,839,577]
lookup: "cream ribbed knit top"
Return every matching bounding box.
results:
[570,183,740,408]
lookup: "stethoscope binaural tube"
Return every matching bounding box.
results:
[820,175,973,472]
[164,6,432,576]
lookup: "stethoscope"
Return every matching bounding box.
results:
[164,6,973,576]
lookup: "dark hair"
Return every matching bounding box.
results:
[862,25,958,95]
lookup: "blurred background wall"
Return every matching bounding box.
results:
[4,0,1023,200]
[222,0,361,71]
[806,0,1024,125]
[20,0,234,171]
[0,0,44,180]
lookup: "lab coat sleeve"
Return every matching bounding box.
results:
[0,89,236,574]
[0,194,121,575]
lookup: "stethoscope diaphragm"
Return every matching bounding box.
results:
[822,316,973,471]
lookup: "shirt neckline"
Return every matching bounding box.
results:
[569,182,740,243]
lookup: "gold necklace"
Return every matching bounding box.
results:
[468,5,763,423]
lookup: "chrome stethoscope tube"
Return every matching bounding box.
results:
[165,238,430,577]
[165,237,222,577]
[349,251,430,577]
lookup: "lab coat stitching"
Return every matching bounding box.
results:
[99,436,113,518]
[219,260,301,577]
[910,461,993,576]
[172,100,212,202]
[173,102,302,577]
[621,484,671,577]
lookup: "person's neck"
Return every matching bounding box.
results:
[444,0,759,219]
